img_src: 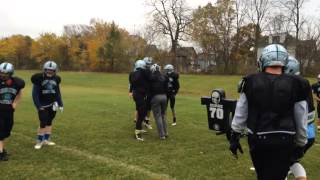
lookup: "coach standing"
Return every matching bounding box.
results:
[149,64,169,139]
[229,44,308,180]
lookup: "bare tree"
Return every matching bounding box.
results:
[232,0,248,73]
[266,13,292,35]
[246,0,271,63]
[280,0,308,42]
[146,0,192,67]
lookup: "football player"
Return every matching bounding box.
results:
[31,61,63,149]
[130,60,149,141]
[311,74,320,131]
[230,44,308,180]
[163,64,180,126]
[143,57,153,129]
[285,56,315,180]
[0,62,25,161]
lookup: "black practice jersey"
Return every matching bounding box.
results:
[166,72,180,95]
[0,77,25,110]
[31,73,63,108]
[311,81,320,99]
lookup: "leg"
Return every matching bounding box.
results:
[144,96,153,129]
[169,95,176,125]
[35,109,49,149]
[151,95,165,138]
[248,136,293,180]
[0,111,13,160]
[289,162,307,180]
[43,109,56,145]
[160,95,168,137]
[133,93,147,141]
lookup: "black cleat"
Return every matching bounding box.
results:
[0,152,9,161]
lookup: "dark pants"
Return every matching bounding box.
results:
[248,134,294,180]
[304,138,315,153]
[0,110,14,140]
[151,94,167,137]
[167,94,176,110]
[38,107,56,128]
[133,92,147,130]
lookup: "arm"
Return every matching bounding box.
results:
[56,85,63,107]
[175,76,180,94]
[12,90,23,109]
[32,85,42,109]
[313,93,320,102]
[231,93,248,133]
[293,100,308,147]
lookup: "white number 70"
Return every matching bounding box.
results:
[210,107,224,120]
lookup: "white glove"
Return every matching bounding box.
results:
[59,107,64,113]
[52,102,59,111]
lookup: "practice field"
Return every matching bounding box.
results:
[1,71,319,180]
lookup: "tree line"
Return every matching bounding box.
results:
[1,0,320,75]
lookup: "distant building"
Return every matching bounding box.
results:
[196,53,217,72]
[257,32,296,60]
[176,47,197,73]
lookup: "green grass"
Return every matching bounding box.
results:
[0,71,319,180]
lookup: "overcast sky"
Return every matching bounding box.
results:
[1,0,319,38]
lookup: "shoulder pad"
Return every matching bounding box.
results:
[31,73,43,85]
[237,78,246,93]
[56,75,61,84]
[13,77,25,89]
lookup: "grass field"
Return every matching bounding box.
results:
[0,71,319,180]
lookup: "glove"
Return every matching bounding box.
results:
[229,131,243,159]
[59,107,64,113]
[52,102,59,111]
[291,146,305,162]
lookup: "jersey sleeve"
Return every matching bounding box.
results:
[237,77,247,93]
[14,77,25,90]
[32,84,42,109]
[31,73,42,85]
[56,76,61,84]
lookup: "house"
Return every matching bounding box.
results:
[196,53,217,72]
[257,32,296,60]
[175,47,197,73]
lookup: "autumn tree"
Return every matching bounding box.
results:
[146,0,192,68]
[0,35,34,68]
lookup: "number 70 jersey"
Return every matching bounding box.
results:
[201,96,237,134]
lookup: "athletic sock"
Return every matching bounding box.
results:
[44,134,51,141]
[37,134,44,142]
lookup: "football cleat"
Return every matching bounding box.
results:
[172,122,177,126]
[134,130,144,141]
[43,140,56,146]
[0,152,8,161]
[160,136,166,140]
[34,142,43,149]
[144,123,153,130]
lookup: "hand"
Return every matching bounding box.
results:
[59,107,64,113]
[229,131,243,159]
[129,93,133,98]
[291,146,305,162]
[12,102,17,109]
